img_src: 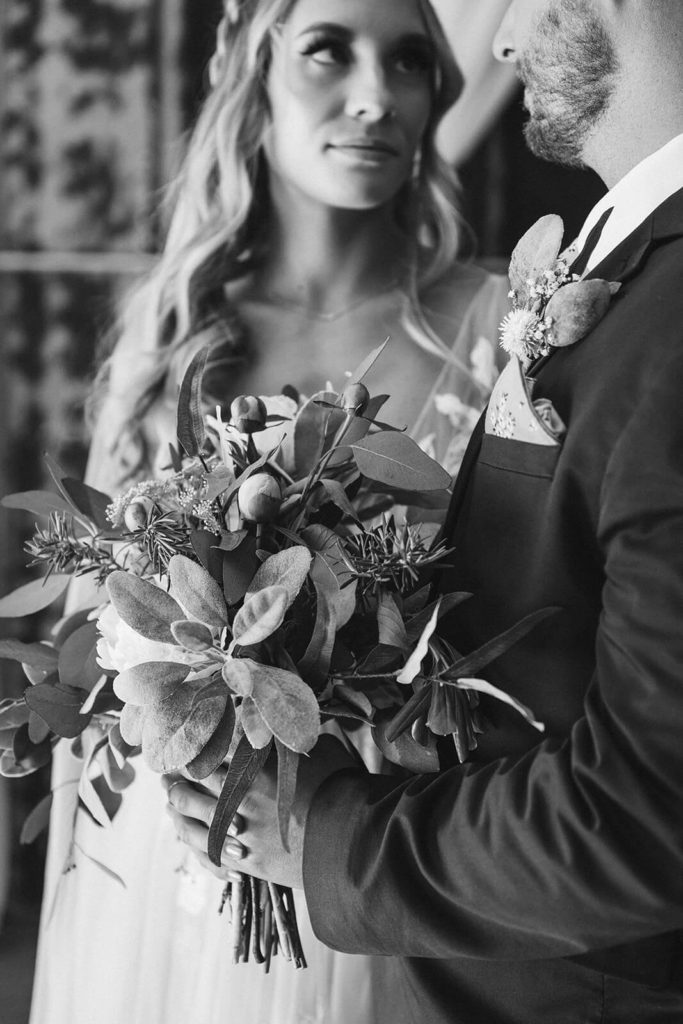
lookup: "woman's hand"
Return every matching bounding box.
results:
[164,735,359,890]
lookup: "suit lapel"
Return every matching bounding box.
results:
[528,185,683,380]
[445,185,683,539]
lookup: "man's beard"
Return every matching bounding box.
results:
[519,0,619,167]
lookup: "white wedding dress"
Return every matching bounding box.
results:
[29,271,509,1024]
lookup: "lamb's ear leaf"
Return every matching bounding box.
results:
[509,214,565,299]
[106,571,185,644]
[168,554,228,629]
[177,344,211,457]
[186,698,236,781]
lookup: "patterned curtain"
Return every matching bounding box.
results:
[0,0,213,935]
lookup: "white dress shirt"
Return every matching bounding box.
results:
[573,132,683,275]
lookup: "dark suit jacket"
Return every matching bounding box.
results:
[303,189,683,1023]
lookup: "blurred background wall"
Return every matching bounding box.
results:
[0,2,605,1019]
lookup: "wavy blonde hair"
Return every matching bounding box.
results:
[99,0,466,477]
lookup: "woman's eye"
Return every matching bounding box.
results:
[301,39,347,67]
[393,48,434,75]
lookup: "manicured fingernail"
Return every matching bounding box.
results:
[223,839,245,861]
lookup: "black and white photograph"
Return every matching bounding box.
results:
[0,1,681,1021]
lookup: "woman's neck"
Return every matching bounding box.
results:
[258,179,410,315]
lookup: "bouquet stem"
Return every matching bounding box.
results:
[222,873,305,971]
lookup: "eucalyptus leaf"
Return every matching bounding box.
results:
[231,585,289,648]
[108,722,138,770]
[79,748,114,828]
[0,751,36,778]
[106,571,185,644]
[20,793,53,845]
[0,639,58,672]
[120,704,145,746]
[12,724,52,772]
[25,683,91,739]
[113,661,191,706]
[57,621,102,692]
[168,554,228,629]
[99,745,136,793]
[207,735,272,866]
[0,574,70,619]
[1,490,73,518]
[28,711,51,744]
[244,547,312,610]
[0,700,30,729]
[351,432,451,492]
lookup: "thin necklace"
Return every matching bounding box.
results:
[265,277,402,323]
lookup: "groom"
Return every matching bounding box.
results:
[171,1,683,1019]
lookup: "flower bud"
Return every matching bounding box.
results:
[238,473,282,523]
[123,497,154,532]
[230,395,268,434]
[342,382,370,415]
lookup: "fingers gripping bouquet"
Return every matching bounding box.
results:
[0,341,550,969]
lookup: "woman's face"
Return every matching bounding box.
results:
[263,0,436,211]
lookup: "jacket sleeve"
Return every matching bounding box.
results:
[302,345,683,961]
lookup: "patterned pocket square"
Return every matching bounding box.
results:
[485,356,565,446]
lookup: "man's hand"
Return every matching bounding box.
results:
[164,734,358,889]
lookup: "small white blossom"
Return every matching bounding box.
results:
[499,309,543,359]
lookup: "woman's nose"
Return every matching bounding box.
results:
[493,4,517,63]
[344,62,396,123]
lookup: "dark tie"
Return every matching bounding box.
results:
[570,206,614,276]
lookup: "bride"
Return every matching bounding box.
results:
[30,0,509,1021]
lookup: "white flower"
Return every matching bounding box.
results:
[434,393,481,434]
[499,308,542,358]
[96,603,201,674]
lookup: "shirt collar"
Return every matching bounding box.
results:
[573,132,683,276]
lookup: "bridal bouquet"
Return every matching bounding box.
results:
[0,341,548,968]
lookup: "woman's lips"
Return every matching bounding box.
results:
[328,140,400,165]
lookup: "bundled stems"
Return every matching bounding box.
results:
[222,873,304,970]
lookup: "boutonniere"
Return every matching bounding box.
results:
[499,215,621,367]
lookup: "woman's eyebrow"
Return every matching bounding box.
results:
[295,22,353,40]
[295,24,432,47]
